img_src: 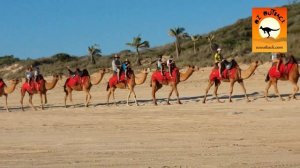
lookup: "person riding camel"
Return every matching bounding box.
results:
[25,66,34,86]
[167,57,175,77]
[214,48,224,78]
[66,66,83,77]
[157,55,165,76]
[121,58,131,80]
[33,66,42,82]
[112,54,122,82]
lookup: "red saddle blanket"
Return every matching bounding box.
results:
[0,80,5,89]
[22,79,45,93]
[268,63,294,78]
[108,72,129,88]
[151,68,179,84]
[65,75,89,88]
[209,67,237,81]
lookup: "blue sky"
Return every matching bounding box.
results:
[0,0,288,59]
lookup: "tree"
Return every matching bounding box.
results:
[88,44,101,64]
[169,27,188,58]
[206,34,215,53]
[190,35,201,54]
[126,35,150,66]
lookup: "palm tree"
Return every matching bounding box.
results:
[88,44,101,64]
[190,35,201,54]
[169,27,188,58]
[126,35,150,66]
[206,34,215,53]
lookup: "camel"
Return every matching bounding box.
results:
[64,69,105,107]
[20,74,61,111]
[151,66,196,105]
[0,79,19,112]
[265,56,299,101]
[106,68,149,106]
[202,61,259,103]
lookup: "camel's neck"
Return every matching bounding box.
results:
[45,78,59,90]
[135,72,148,85]
[241,63,258,79]
[91,71,105,85]
[179,68,194,82]
[4,82,18,94]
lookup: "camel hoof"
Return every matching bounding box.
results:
[178,101,182,104]
[154,103,157,106]
[246,99,251,102]
[202,101,206,104]
[166,102,171,105]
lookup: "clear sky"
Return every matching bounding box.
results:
[0,0,288,59]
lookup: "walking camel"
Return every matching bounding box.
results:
[20,74,61,111]
[151,65,196,105]
[0,79,19,112]
[106,68,149,106]
[265,55,299,101]
[64,69,105,107]
[202,60,259,103]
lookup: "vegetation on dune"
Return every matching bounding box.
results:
[1,2,299,79]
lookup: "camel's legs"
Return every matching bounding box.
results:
[238,80,250,102]
[85,91,91,107]
[44,94,48,104]
[228,80,235,102]
[132,89,138,106]
[152,82,157,105]
[69,91,74,107]
[273,80,284,101]
[127,88,138,106]
[40,93,44,110]
[107,89,111,105]
[127,90,132,106]
[4,94,9,112]
[64,91,68,108]
[202,81,214,104]
[174,85,182,104]
[166,86,174,105]
[214,81,223,103]
[265,81,272,101]
[20,91,25,111]
[29,94,36,110]
[290,82,299,100]
[112,88,117,105]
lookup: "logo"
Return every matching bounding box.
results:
[252,7,287,52]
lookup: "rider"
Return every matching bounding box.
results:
[157,55,165,76]
[214,48,224,78]
[33,66,41,82]
[25,66,34,86]
[66,66,83,77]
[167,57,175,77]
[112,54,122,82]
[121,58,131,80]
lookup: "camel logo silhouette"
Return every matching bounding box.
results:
[259,26,280,38]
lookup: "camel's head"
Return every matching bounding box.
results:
[53,73,63,80]
[188,65,199,71]
[252,60,260,68]
[142,68,150,74]
[99,68,107,74]
[10,79,20,85]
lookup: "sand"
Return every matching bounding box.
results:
[0,63,299,168]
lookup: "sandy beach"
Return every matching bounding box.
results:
[0,63,300,168]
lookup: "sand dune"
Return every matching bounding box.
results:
[0,62,300,167]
